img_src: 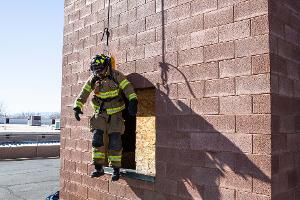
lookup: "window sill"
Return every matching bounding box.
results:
[103,167,155,183]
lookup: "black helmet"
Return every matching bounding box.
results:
[90,54,111,74]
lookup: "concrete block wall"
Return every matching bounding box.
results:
[0,145,60,160]
[60,0,299,199]
[0,134,60,160]
[269,1,300,199]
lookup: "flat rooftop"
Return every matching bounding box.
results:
[0,158,59,200]
[0,124,59,135]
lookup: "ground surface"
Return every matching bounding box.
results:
[0,158,60,200]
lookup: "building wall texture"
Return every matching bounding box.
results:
[60,0,300,199]
[269,1,300,200]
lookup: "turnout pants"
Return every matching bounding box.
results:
[89,111,125,168]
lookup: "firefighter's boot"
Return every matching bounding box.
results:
[111,167,120,181]
[90,165,104,178]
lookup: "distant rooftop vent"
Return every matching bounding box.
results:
[54,119,60,130]
[28,116,41,126]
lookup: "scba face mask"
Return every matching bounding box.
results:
[90,54,111,75]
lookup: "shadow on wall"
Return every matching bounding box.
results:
[119,0,271,198]
[126,71,271,199]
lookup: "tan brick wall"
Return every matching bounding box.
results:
[60,0,299,199]
[269,1,300,199]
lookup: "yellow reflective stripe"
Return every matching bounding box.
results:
[95,89,120,99]
[75,101,84,109]
[93,151,105,159]
[108,155,122,162]
[90,101,100,111]
[106,104,126,115]
[96,59,104,64]
[119,79,130,90]
[83,84,92,93]
[128,93,137,101]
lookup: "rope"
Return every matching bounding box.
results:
[101,0,111,52]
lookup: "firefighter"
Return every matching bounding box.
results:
[73,54,138,181]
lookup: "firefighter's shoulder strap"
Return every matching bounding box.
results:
[108,69,119,86]
[90,75,101,89]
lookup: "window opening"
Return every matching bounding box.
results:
[121,87,156,177]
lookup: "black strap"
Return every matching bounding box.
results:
[96,95,119,103]
[95,95,122,113]
[99,101,105,113]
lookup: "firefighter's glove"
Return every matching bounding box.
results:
[128,99,138,116]
[73,107,83,121]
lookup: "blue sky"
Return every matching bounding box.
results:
[0,1,64,114]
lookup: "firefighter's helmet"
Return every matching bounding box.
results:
[90,54,111,74]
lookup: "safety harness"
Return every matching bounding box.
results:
[92,0,127,119]
[91,72,120,110]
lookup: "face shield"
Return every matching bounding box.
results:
[90,55,109,76]
[90,63,107,76]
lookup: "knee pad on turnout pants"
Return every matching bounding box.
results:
[109,132,122,151]
[92,129,104,147]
